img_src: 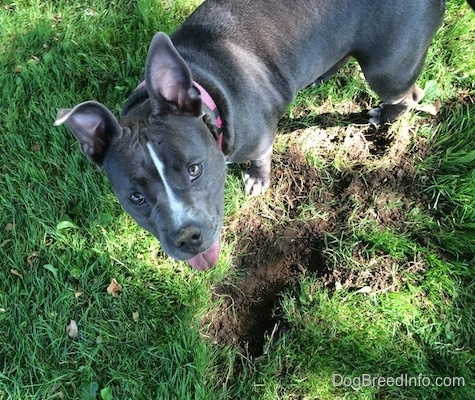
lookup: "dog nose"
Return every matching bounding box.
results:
[174,225,202,251]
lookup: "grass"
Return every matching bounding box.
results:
[1,0,474,399]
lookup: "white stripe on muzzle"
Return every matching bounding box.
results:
[146,142,189,225]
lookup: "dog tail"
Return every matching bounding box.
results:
[467,0,475,10]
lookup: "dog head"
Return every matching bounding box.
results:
[55,33,227,270]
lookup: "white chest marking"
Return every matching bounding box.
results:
[146,142,188,223]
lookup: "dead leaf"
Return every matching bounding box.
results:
[5,223,14,231]
[26,251,39,267]
[10,269,22,278]
[107,278,123,297]
[1,239,12,247]
[74,291,83,298]
[132,311,139,323]
[66,320,78,338]
[28,55,40,64]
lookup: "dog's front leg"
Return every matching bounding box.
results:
[244,146,273,196]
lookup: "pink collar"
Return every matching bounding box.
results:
[193,81,224,152]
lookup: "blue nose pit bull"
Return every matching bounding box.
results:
[55,0,474,270]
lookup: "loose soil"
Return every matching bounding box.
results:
[204,107,436,357]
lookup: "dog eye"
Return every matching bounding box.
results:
[188,163,203,180]
[129,192,146,205]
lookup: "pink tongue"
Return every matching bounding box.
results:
[187,238,221,271]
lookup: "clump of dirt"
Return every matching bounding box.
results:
[331,249,428,294]
[204,116,434,357]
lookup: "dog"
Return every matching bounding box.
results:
[55,0,474,271]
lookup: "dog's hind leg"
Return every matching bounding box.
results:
[358,46,429,125]
[367,83,425,125]
[356,15,442,125]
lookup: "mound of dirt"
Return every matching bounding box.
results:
[204,118,433,357]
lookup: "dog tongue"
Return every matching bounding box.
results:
[187,238,220,271]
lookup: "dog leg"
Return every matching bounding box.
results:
[357,12,442,126]
[368,84,425,124]
[244,146,273,196]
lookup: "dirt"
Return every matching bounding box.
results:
[203,107,436,357]
[206,219,328,357]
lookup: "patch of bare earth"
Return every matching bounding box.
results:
[204,110,436,357]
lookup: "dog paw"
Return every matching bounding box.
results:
[368,107,382,125]
[369,85,425,125]
[368,103,407,125]
[244,173,270,196]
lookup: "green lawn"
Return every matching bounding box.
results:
[1,0,474,399]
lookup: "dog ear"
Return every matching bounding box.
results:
[145,32,202,116]
[54,101,121,166]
